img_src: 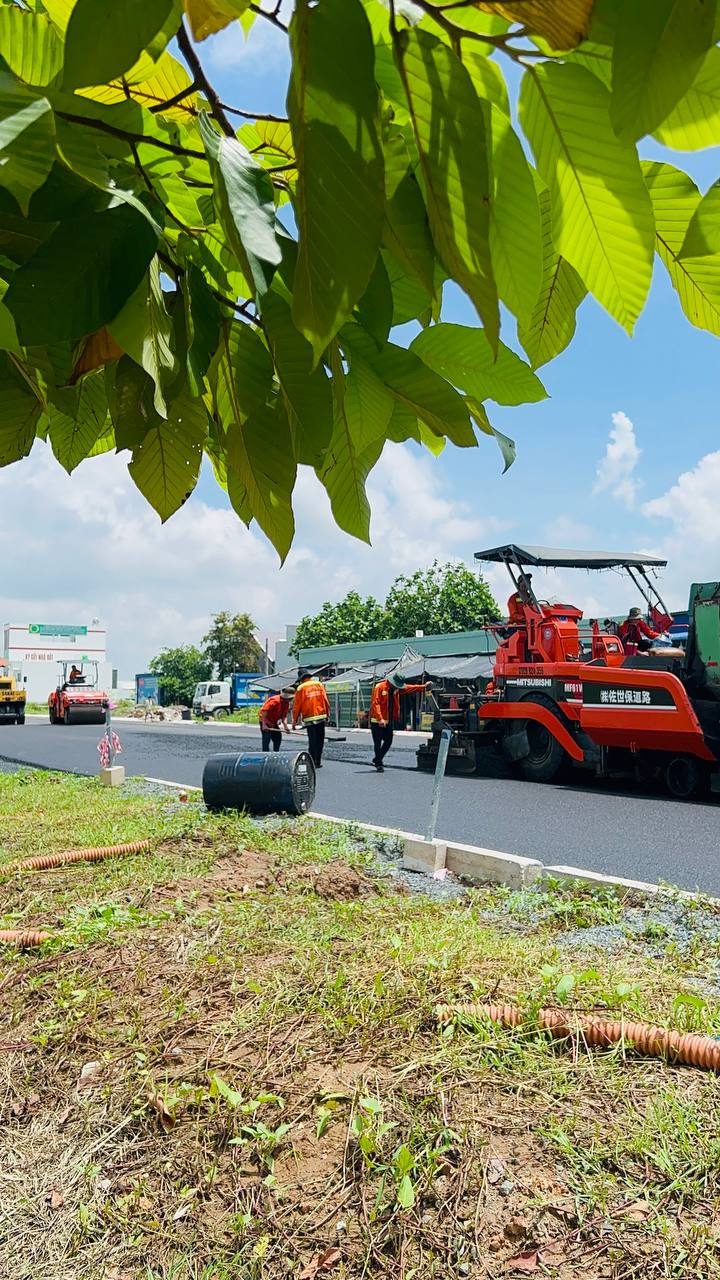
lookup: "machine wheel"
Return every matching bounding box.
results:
[213,707,230,719]
[16,713,24,725]
[664,755,708,801]
[514,696,569,784]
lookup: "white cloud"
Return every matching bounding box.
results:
[1,442,505,676]
[593,410,641,507]
[639,450,720,609]
[206,12,290,71]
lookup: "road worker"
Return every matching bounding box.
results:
[292,671,330,768]
[619,607,662,653]
[259,689,293,752]
[370,671,432,772]
[507,572,533,624]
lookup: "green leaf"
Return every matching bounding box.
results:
[517,188,587,369]
[47,369,108,473]
[382,132,435,294]
[0,282,20,352]
[386,401,420,444]
[347,329,475,447]
[464,51,510,114]
[6,203,158,345]
[383,250,434,326]
[466,397,516,473]
[643,160,720,337]
[184,264,220,395]
[110,259,178,418]
[653,46,720,150]
[199,112,281,300]
[289,0,384,362]
[354,255,393,347]
[0,7,63,88]
[411,323,546,407]
[0,75,55,213]
[488,106,542,324]
[680,182,720,258]
[395,1145,414,1177]
[128,391,207,520]
[519,62,654,332]
[213,320,296,558]
[63,0,175,90]
[109,356,161,450]
[226,401,296,560]
[396,1174,415,1210]
[396,29,498,349]
[318,365,382,542]
[610,0,716,143]
[185,0,252,41]
[261,290,333,466]
[0,353,43,463]
[212,1075,244,1108]
[344,351,394,452]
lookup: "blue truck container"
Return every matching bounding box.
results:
[230,672,266,709]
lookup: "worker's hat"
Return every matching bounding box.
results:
[628,607,643,618]
[388,671,406,689]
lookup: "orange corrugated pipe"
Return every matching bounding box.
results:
[0,929,52,947]
[9,840,151,873]
[436,1002,720,1072]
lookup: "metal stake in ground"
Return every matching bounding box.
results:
[105,704,115,768]
[426,728,451,843]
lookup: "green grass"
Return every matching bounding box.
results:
[3,769,720,1279]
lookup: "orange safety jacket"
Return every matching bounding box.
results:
[507,591,526,624]
[370,680,426,725]
[292,679,330,724]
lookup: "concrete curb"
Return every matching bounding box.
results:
[142,778,695,900]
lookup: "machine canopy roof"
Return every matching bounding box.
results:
[474,544,667,571]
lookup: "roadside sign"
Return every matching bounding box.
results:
[29,624,88,637]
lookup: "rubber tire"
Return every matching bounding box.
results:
[213,708,230,719]
[514,697,568,784]
[664,755,707,801]
[16,714,24,725]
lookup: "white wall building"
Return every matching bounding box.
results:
[3,621,114,703]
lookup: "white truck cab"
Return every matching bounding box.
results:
[193,681,231,718]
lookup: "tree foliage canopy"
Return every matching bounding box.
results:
[148,642,211,704]
[1,0,719,556]
[202,609,262,676]
[291,560,499,651]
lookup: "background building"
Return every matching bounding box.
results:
[3,621,114,702]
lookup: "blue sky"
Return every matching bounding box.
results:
[2,17,719,674]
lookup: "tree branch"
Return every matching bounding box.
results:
[149,80,200,114]
[219,102,289,123]
[177,20,235,137]
[158,251,262,326]
[55,110,206,159]
[250,2,289,33]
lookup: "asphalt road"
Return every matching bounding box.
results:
[1,718,719,894]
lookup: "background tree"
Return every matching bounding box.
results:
[292,591,387,653]
[384,561,501,637]
[0,2,719,553]
[202,611,263,677]
[291,563,499,651]
[148,645,211,706]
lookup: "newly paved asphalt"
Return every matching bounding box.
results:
[1,718,719,894]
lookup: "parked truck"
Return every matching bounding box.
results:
[0,659,26,724]
[192,672,265,719]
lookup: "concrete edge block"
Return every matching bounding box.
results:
[402,838,447,875]
[446,841,542,888]
[99,765,125,788]
[543,864,662,896]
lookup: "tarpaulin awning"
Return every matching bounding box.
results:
[391,646,495,682]
[474,543,667,570]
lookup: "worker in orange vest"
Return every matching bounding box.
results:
[507,572,533,624]
[370,671,432,772]
[292,670,331,768]
[258,690,293,752]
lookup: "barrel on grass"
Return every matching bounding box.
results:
[202,751,316,815]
